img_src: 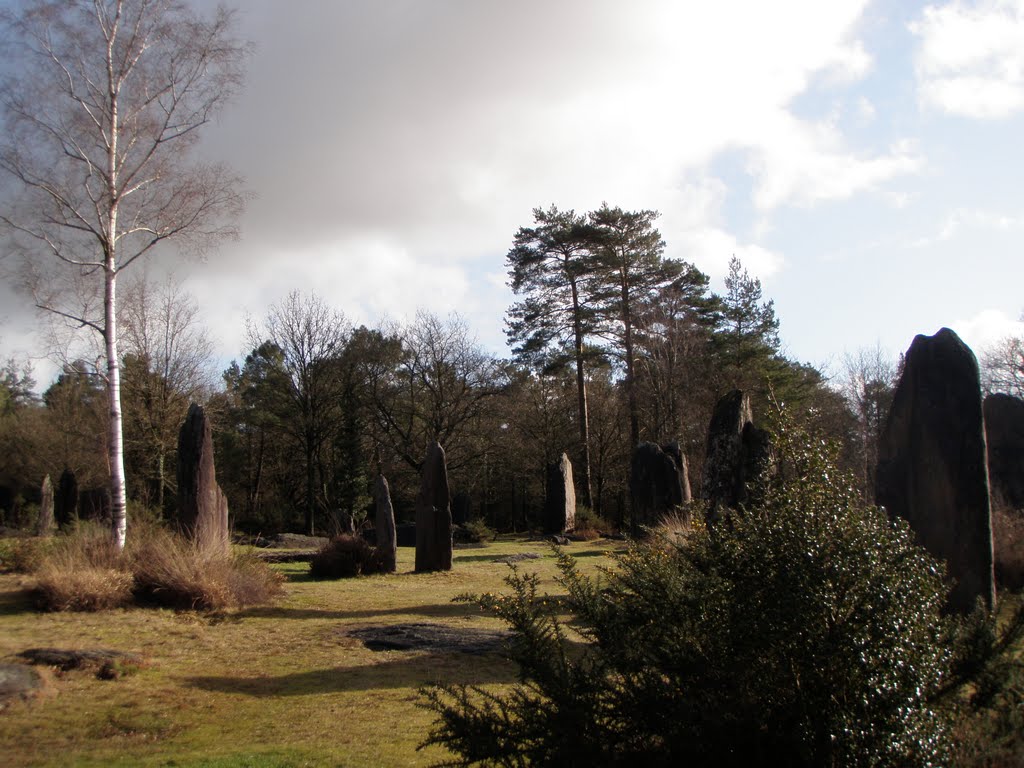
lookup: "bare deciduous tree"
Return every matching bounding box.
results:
[247,291,352,536]
[120,273,215,510]
[982,334,1024,398]
[0,0,249,548]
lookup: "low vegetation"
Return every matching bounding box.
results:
[15,524,283,612]
[423,419,1024,768]
[0,537,621,767]
[308,534,389,580]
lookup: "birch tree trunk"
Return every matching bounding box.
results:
[0,1,250,551]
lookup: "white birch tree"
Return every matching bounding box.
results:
[0,0,249,549]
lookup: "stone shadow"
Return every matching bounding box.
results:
[234,602,486,622]
[185,653,519,696]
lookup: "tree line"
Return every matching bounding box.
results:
[0,201,927,537]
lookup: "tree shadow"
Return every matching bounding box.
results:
[234,601,489,621]
[452,552,545,564]
[185,652,519,696]
[0,587,35,616]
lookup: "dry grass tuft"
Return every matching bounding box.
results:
[130,527,283,610]
[30,525,133,610]
[25,523,282,612]
[652,508,698,546]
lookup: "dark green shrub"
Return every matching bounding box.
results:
[422,416,955,767]
[456,520,495,544]
[309,534,388,579]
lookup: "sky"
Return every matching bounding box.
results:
[2,0,1023,389]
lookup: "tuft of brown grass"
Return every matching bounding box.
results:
[25,523,283,612]
[30,525,133,610]
[129,527,284,610]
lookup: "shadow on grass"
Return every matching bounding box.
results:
[186,653,519,696]
[0,587,35,616]
[235,601,489,621]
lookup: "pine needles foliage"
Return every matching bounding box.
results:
[421,414,961,767]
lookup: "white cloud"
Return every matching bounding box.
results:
[912,0,1024,118]
[952,308,1024,355]
[911,206,1024,246]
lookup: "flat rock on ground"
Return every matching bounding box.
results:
[347,622,511,655]
[0,664,45,709]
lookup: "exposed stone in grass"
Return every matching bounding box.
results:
[18,647,147,679]
[348,622,510,655]
[497,552,541,564]
[0,664,45,709]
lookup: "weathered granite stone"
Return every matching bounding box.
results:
[177,403,229,554]
[984,393,1024,511]
[543,453,576,534]
[452,491,472,526]
[415,442,453,572]
[876,328,995,613]
[701,390,771,522]
[54,468,78,527]
[661,441,692,503]
[37,475,54,536]
[375,474,397,573]
[630,442,688,535]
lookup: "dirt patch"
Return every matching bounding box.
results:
[0,663,46,709]
[19,647,147,679]
[347,622,511,655]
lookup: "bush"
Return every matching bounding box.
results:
[129,526,283,610]
[32,527,133,611]
[422,416,956,767]
[309,535,389,579]
[458,519,495,544]
[573,506,615,536]
[27,524,283,612]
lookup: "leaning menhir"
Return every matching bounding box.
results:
[701,390,771,522]
[177,403,230,554]
[415,441,453,572]
[543,452,576,534]
[984,393,1024,512]
[630,441,690,535]
[375,473,398,573]
[876,328,995,613]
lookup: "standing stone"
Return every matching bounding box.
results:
[374,474,397,573]
[54,468,78,528]
[543,453,576,534]
[36,475,54,536]
[177,403,229,554]
[630,442,689,535]
[452,491,472,526]
[701,390,771,522]
[876,328,995,613]
[984,393,1024,511]
[415,442,453,572]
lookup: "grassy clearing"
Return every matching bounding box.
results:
[0,536,624,767]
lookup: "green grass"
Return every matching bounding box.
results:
[0,536,624,767]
